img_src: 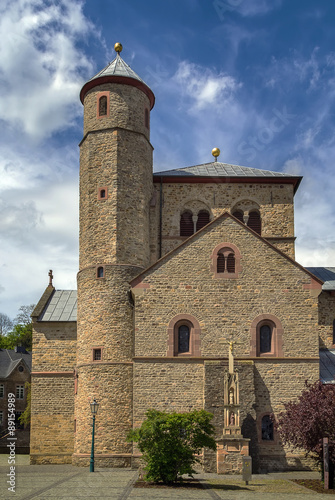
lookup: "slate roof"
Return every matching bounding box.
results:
[89,53,146,85]
[0,349,31,379]
[38,290,77,322]
[306,267,335,291]
[154,161,301,179]
[320,349,335,384]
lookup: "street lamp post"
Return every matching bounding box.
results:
[89,399,99,472]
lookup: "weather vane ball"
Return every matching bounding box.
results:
[212,147,220,158]
[114,42,123,53]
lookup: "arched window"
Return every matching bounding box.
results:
[259,324,272,353]
[232,210,244,223]
[145,108,149,129]
[180,211,194,237]
[97,266,104,278]
[250,314,284,357]
[178,324,190,353]
[261,415,274,441]
[247,210,261,235]
[98,95,107,116]
[167,314,201,357]
[211,243,241,279]
[196,210,210,231]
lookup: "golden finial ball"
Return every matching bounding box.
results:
[114,42,123,53]
[212,147,220,158]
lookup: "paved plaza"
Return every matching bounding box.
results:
[0,456,329,499]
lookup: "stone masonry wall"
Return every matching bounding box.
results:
[30,321,76,463]
[134,215,320,359]
[149,182,296,263]
[317,291,335,348]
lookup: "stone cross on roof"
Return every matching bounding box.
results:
[48,269,53,287]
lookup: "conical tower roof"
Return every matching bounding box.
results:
[80,44,155,109]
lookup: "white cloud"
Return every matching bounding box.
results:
[0,0,95,141]
[173,61,241,111]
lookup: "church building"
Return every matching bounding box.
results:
[30,43,335,473]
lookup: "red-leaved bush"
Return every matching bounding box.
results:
[274,380,335,464]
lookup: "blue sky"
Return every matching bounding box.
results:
[1,0,335,319]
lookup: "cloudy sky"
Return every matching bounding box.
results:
[1,0,335,319]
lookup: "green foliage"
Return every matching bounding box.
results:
[0,323,32,350]
[128,409,216,484]
[18,382,31,427]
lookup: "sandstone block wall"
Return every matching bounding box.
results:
[149,182,296,263]
[317,291,335,348]
[30,321,76,464]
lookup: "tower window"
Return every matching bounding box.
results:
[99,96,107,116]
[232,210,244,223]
[247,210,262,235]
[97,266,104,278]
[96,92,110,118]
[196,210,210,231]
[180,211,194,237]
[98,187,108,200]
[217,252,225,273]
[226,253,235,273]
[333,319,335,345]
[93,348,102,361]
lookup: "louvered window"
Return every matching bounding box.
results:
[227,253,235,273]
[180,211,194,236]
[232,210,244,223]
[217,253,225,273]
[247,211,261,235]
[196,210,210,231]
[99,96,107,116]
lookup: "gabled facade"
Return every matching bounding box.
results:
[30,45,335,472]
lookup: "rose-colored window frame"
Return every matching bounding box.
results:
[167,314,201,357]
[98,187,108,200]
[210,242,242,279]
[97,92,110,118]
[250,314,284,357]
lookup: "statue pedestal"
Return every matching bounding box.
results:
[217,434,250,474]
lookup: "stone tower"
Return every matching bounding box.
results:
[73,44,155,467]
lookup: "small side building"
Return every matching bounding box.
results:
[0,348,31,453]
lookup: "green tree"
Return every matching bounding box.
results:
[19,382,31,427]
[128,409,216,484]
[0,323,32,350]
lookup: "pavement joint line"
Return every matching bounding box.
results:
[198,479,225,500]
[17,471,83,500]
[117,470,139,500]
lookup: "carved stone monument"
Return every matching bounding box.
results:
[217,340,250,474]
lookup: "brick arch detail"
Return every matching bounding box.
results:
[167,313,201,357]
[250,313,284,357]
[210,242,242,279]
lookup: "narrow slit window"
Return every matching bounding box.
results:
[97,267,104,278]
[145,108,149,128]
[248,210,262,235]
[260,324,272,353]
[178,325,190,353]
[99,95,107,116]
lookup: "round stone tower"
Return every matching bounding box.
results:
[73,44,155,467]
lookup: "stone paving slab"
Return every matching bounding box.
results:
[0,457,329,500]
